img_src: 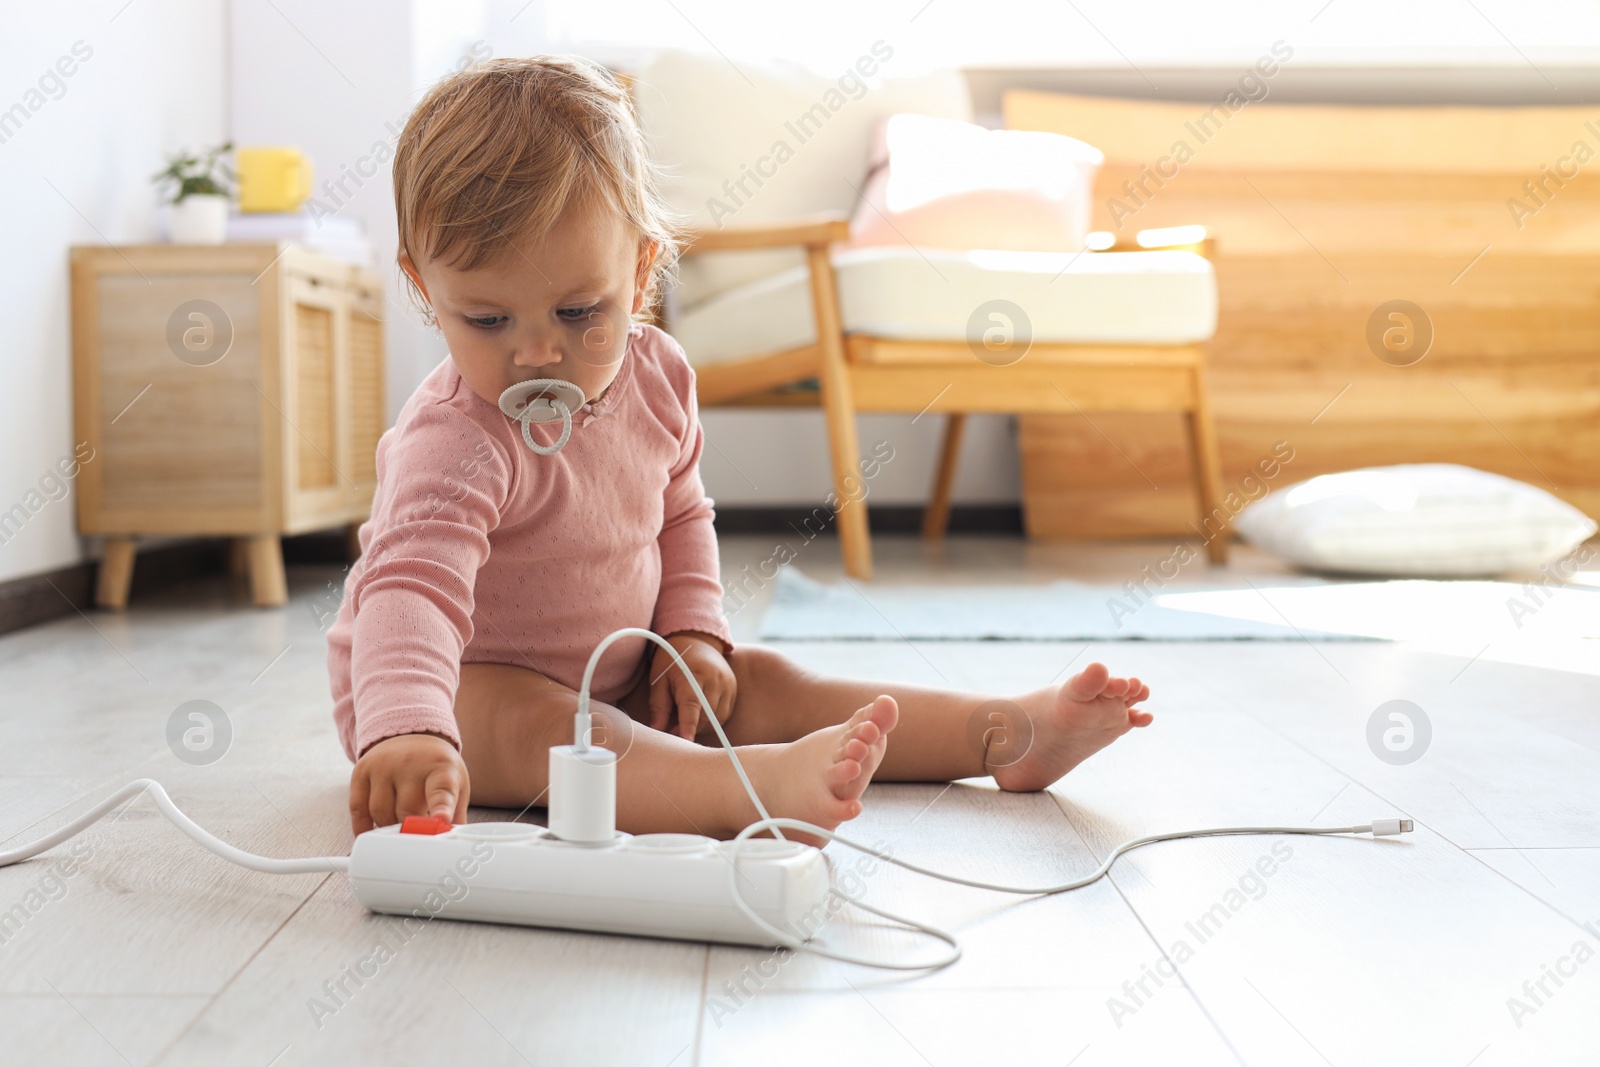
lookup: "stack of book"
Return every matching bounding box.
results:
[226,211,373,268]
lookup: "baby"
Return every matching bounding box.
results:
[327,55,1152,842]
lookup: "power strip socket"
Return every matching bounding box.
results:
[348,819,831,947]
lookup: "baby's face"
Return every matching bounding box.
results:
[402,199,652,409]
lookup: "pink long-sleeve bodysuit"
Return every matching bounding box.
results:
[325,322,733,761]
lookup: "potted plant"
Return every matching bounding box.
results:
[152,141,235,244]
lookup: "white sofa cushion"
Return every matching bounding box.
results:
[633,49,971,309]
[670,247,1218,365]
[1235,463,1598,577]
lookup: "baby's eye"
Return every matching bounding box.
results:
[465,315,506,329]
[557,305,600,322]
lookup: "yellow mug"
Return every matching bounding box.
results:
[236,147,313,213]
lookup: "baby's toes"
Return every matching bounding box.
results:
[1065,664,1110,702]
[864,694,899,735]
[836,720,876,755]
[827,756,862,785]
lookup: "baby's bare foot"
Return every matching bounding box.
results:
[990,664,1152,793]
[740,696,898,846]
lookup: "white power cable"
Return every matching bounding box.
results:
[584,629,1416,972]
[575,628,783,839]
[0,779,348,875]
[722,816,1410,970]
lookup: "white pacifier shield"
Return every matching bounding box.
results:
[498,378,586,423]
[498,378,587,455]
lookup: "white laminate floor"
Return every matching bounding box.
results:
[1,535,1597,1066]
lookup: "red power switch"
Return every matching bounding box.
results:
[399,815,454,835]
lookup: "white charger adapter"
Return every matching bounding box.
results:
[548,742,617,844]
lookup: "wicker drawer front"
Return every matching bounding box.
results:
[92,271,264,528]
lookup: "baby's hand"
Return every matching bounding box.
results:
[349,732,469,835]
[648,632,735,741]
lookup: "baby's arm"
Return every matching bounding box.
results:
[344,406,511,833]
[649,355,735,738]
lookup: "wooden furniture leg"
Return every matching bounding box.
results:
[923,412,967,540]
[226,537,249,577]
[819,360,872,580]
[246,534,289,607]
[806,244,873,580]
[1187,362,1229,564]
[95,537,136,610]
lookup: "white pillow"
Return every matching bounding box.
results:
[845,114,1104,253]
[633,49,971,309]
[1234,464,1597,577]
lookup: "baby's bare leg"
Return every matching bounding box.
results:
[716,646,989,780]
[715,645,1153,788]
[454,660,895,841]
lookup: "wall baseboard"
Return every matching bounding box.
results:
[0,506,1024,639]
[0,535,347,640]
[0,539,228,639]
[0,562,96,638]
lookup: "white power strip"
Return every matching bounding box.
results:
[0,628,1416,971]
[349,818,830,947]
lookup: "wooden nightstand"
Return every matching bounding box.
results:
[70,243,386,608]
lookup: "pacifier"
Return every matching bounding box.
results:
[498,378,587,455]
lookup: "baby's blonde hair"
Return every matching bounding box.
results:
[392,55,680,323]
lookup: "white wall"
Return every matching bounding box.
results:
[0,1,227,586]
[227,0,435,426]
[697,410,1019,507]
